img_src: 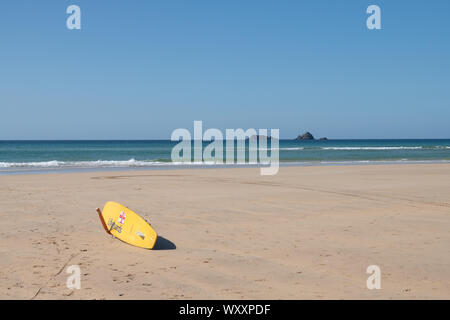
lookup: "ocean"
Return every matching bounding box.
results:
[1,140,450,174]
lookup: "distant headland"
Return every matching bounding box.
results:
[247,135,279,141]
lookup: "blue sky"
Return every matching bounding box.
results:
[0,0,449,139]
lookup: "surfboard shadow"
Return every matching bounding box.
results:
[153,236,176,250]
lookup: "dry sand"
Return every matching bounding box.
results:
[0,164,449,299]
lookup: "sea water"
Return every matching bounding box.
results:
[1,140,449,174]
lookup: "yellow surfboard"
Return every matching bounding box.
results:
[97,201,158,249]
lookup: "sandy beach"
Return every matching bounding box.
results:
[0,164,449,300]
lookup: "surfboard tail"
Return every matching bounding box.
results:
[96,208,111,234]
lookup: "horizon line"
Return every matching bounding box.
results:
[1,138,450,141]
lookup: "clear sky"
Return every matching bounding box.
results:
[0,0,449,139]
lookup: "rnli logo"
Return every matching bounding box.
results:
[118,211,126,224]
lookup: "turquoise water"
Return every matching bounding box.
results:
[1,140,450,173]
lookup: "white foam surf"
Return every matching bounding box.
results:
[320,146,424,150]
[0,159,167,169]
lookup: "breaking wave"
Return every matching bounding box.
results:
[0,159,265,169]
[320,146,424,150]
[0,159,170,169]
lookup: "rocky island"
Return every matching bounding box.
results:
[295,132,315,140]
[295,132,328,140]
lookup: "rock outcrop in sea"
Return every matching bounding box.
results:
[295,132,315,140]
